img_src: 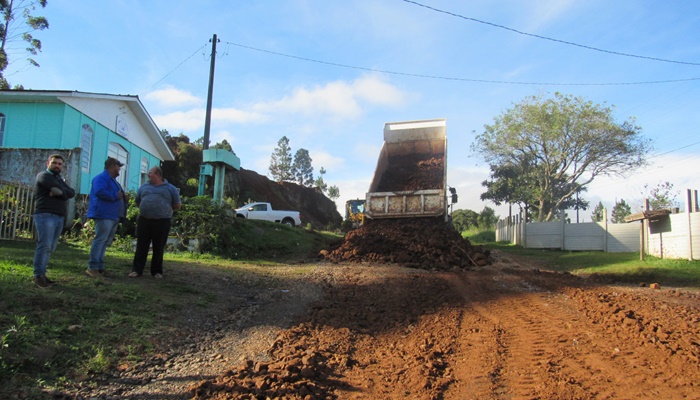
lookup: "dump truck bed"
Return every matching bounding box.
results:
[365,119,447,220]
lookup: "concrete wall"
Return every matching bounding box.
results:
[0,148,80,225]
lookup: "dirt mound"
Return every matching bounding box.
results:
[321,218,490,269]
[228,168,342,229]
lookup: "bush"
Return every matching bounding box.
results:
[170,196,237,253]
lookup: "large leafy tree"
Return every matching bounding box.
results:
[611,199,631,223]
[292,148,314,186]
[451,209,479,232]
[478,206,499,229]
[0,0,48,89]
[269,136,293,182]
[474,92,651,222]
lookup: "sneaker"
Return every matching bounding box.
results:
[128,271,141,278]
[153,273,163,279]
[85,269,101,278]
[34,275,51,288]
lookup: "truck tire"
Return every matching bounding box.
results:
[281,218,295,227]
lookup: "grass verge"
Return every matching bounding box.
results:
[484,241,700,288]
[0,222,340,398]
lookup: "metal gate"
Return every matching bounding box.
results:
[0,180,35,240]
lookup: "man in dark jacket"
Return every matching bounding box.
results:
[32,154,76,288]
[86,157,126,277]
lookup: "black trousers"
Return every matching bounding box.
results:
[132,216,171,276]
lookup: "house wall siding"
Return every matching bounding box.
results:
[0,102,68,148]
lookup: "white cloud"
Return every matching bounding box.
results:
[252,74,408,120]
[153,109,205,132]
[145,86,202,108]
[212,107,267,124]
[311,150,345,171]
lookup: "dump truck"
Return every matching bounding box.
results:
[365,118,448,221]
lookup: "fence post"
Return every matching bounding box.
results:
[561,208,566,250]
[604,208,609,252]
[687,189,693,261]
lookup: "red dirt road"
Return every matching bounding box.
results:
[192,252,700,399]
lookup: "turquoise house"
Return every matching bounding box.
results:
[0,90,174,194]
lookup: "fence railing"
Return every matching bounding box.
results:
[495,189,700,261]
[0,180,35,240]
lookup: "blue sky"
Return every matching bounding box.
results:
[8,0,700,220]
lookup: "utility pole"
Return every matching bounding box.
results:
[198,33,219,196]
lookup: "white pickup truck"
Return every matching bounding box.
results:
[235,202,302,227]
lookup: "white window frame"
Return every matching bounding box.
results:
[108,142,128,189]
[80,124,94,172]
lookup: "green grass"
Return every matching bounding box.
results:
[483,241,700,288]
[459,227,700,287]
[461,227,496,244]
[0,223,342,397]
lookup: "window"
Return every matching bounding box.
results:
[0,113,6,146]
[108,142,128,189]
[80,124,94,172]
[140,157,149,185]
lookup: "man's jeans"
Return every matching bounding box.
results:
[88,218,119,271]
[33,213,65,277]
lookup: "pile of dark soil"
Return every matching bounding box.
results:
[375,154,444,191]
[321,218,490,269]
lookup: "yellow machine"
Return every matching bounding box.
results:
[345,199,366,225]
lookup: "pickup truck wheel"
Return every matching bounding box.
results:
[281,218,295,227]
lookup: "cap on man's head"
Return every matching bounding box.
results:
[105,157,125,168]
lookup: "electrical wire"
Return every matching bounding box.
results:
[401,0,700,66]
[150,43,208,89]
[225,41,700,86]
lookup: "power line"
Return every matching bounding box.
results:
[150,43,209,89]
[401,0,700,67]
[649,141,700,159]
[226,41,700,86]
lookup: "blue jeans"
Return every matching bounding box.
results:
[33,213,65,277]
[88,218,119,271]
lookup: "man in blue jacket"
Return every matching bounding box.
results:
[86,157,126,276]
[33,154,76,287]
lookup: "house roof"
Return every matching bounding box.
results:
[0,90,174,161]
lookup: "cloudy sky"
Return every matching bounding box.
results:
[8,0,700,220]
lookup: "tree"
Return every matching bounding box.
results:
[269,136,293,182]
[642,181,680,211]
[213,139,233,152]
[591,201,605,222]
[477,206,499,229]
[327,185,340,202]
[451,209,479,232]
[314,167,328,193]
[0,0,49,89]
[292,148,314,186]
[473,92,651,222]
[611,199,631,223]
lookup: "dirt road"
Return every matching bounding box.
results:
[187,252,700,400]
